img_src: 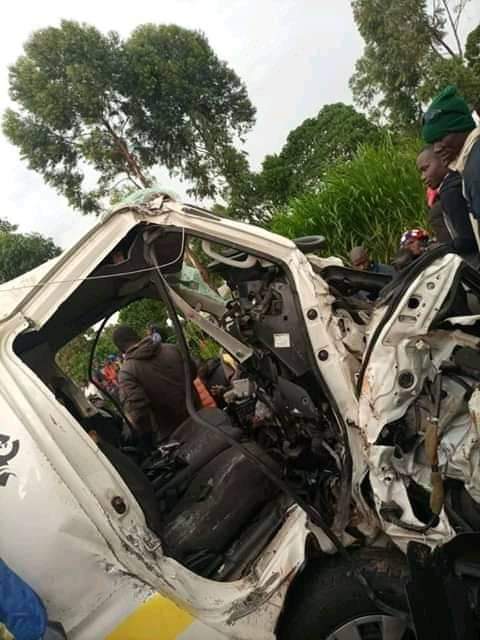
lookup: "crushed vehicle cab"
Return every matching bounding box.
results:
[3,191,480,640]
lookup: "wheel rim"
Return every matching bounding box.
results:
[326,614,410,640]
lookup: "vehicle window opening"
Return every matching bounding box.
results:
[13,225,350,584]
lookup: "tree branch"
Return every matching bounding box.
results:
[440,0,463,56]
[430,26,459,58]
[429,42,446,59]
[102,118,149,187]
[127,174,141,189]
[454,0,469,31]
[112,175,140,191]
[119,115,130,134]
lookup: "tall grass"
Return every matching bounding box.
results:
[270,138,427,263]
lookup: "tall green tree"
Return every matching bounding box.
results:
[56,326,119,384]
[0,222,61,283]
[225,103,381,223]
[259,103,381,208]
[350,0,480,130]
[3,20,255,214]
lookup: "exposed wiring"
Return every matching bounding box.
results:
[0,227,186,293]
[0,264,164,292]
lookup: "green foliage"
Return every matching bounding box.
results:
[418,24,480,105]
[0,225,61,283]
[56,333,90,385]
[56,326,118,385]
[118,297,220,360]
[219,149,266,222]
[0,219,18,233]
[259,103,382,207]
[94,325,119,365]
[225,103,381,223]
[351,0,480,129]
[465,24,480,68]
[270,139,427,263]
[183,322,220,361]
[3,20,255,214]
[118,298,172,340]
[350,0,434,129]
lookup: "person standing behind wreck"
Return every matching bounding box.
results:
[416,147,477,263]
[113,325,191,451]
[422,85,480,251]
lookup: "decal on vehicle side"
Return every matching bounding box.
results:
[0,434,19,487]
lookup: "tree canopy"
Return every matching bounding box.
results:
[350,0,480,130]
[56,325,118,385]
[3,20,255,214]
[118,298,172,341]
[225,103,382,222]
[259,103,381,207]
[0,220,61,283]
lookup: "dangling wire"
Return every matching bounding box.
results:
[0,227,186,293]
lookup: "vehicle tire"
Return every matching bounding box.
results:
[276,547,414,640]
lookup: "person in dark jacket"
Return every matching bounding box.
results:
[416,147,450,242]
[422,85,480,250]
[113,325,189,448]
[416,146,477,262]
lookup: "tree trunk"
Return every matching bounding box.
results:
[103,119,150,187]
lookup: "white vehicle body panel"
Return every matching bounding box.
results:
[0,199,319,638]
[360,253,480,551]
[4,195,480,636]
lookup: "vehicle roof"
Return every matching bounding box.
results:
[0,256,64,318]
[0,188,296,322]
[0,189,174,319]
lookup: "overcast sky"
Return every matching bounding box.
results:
[0,0,478,249]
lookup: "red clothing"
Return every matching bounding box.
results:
[193,377,217,409]
[427,186,439,208]
[102,363,118,385]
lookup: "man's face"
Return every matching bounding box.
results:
[433,132,468,165]
[416,150,447,189]
[352,256,370,271]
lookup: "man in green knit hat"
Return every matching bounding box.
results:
[422,85,480,250]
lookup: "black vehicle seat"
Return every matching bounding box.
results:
[153,408,242,508]
[161,443,279,576]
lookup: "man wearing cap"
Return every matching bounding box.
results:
[422,85,480,249]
